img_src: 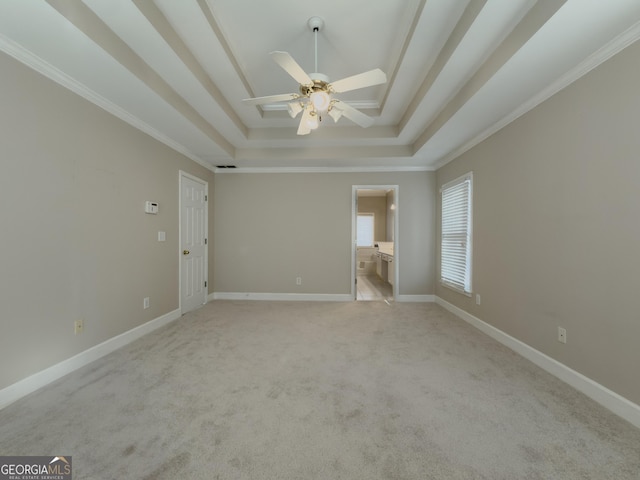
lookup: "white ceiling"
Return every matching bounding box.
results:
[1,0,639,172]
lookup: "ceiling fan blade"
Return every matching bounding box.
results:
[297,108,312,135]
[332,101,375,128]
[270,51,313,86]
[242,93,299,106]
[330,68,387,93]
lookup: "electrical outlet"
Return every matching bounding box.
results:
[74,319,84,335]
[475,294,481,305]
[143,297,150,309]
[296,277,302,286]
[558,327,567,344]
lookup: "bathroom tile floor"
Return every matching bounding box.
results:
[356,274,393,301]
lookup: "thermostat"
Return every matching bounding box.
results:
[144,201,159,214]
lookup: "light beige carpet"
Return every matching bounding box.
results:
[1,301,639,479]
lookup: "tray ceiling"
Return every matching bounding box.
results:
[1,0,639,171]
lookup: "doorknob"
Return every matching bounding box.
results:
[183,250,190,255]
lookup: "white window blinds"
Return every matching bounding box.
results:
[441,172,472,294]
[357,214,375,247]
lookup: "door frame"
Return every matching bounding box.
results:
[351,185,399,301]
[179,170,209,314]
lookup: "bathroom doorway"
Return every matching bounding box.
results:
[352,185,398,302]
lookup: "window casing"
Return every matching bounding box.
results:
[440,172,473,295]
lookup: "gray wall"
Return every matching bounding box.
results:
[214,172,435,296]
[0,52,215,390]
[436,40,640,405]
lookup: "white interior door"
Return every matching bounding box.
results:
[180,172,207,313]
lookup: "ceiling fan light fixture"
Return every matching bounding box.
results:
[306,109,320,130]
[328,107,343,123]
[310,90,331,112]
[287,101,303,118]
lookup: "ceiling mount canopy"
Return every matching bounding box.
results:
[242,16,387,135]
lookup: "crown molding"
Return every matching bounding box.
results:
[432,20,640,171]
[214,165,434,174]
[0,33,217,173]
[261,100,382,112]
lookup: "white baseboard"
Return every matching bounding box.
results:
[396,294,435,302]
[435,296,640,429]
[0,308,181,411]
[212,292,354,302]
[210,292,435,303]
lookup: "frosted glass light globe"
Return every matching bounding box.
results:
[310,91,330,112]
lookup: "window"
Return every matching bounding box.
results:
[441,172,472,295]
[357,214,374,247]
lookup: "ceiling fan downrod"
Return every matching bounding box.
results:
[303,16,332,122]
[308,16,324,74]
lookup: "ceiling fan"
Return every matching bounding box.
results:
[242,17,387,135]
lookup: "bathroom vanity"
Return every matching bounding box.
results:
[375,242,394,285]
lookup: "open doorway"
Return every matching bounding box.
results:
[352,185,398,302]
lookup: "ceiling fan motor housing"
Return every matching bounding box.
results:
[299,73,330,96]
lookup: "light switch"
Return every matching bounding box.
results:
[158,231,166,242]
